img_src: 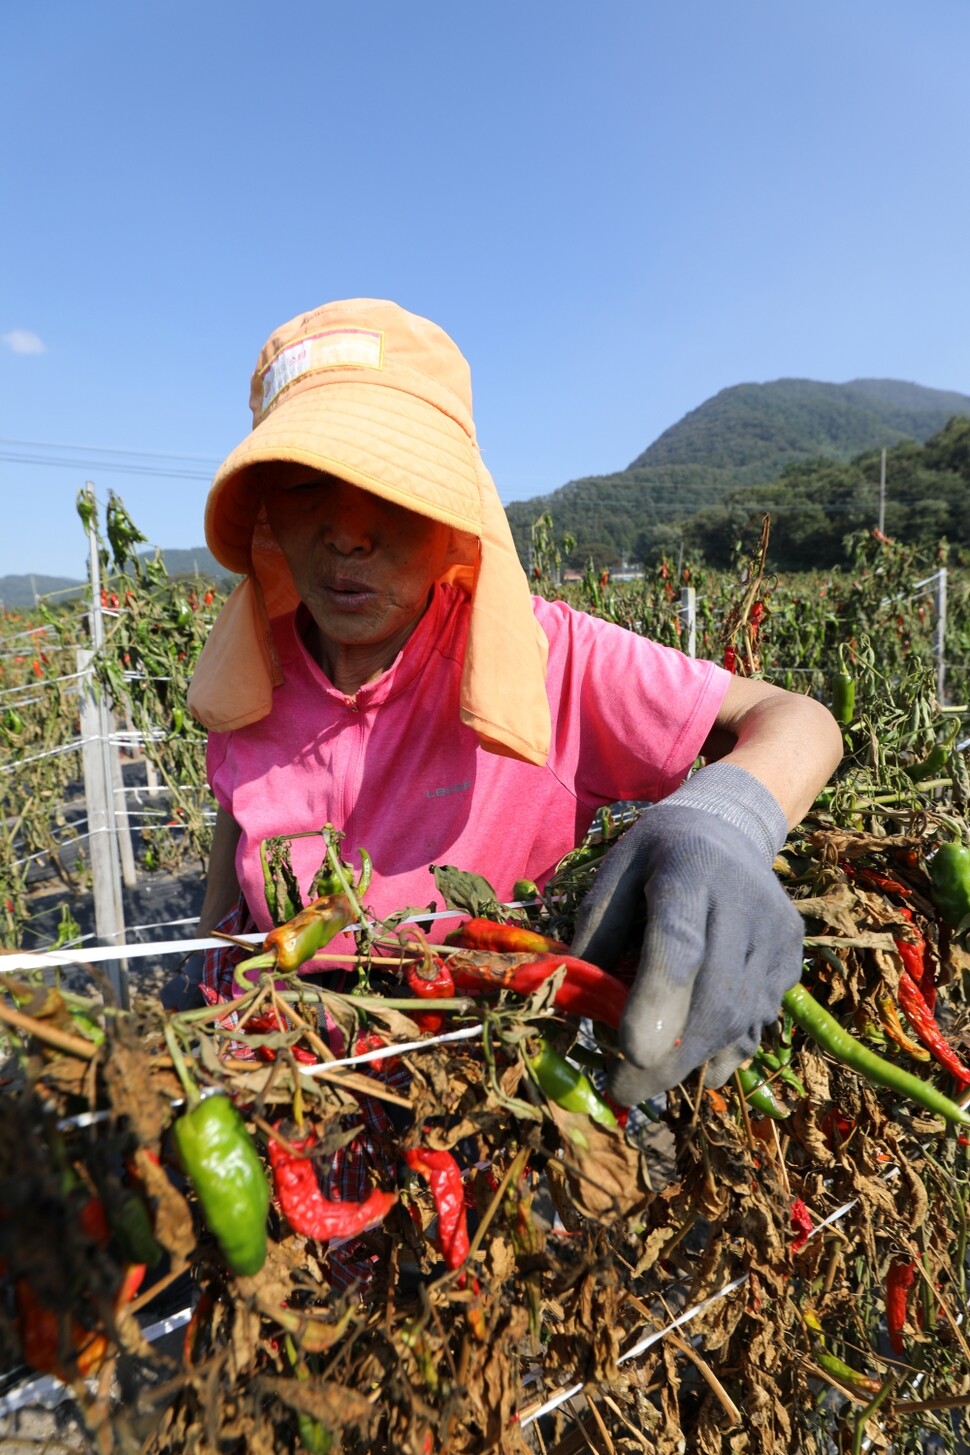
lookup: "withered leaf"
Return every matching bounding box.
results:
[545,1105,652,1221]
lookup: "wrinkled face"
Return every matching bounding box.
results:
[263,471,460,685]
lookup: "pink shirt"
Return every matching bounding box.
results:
[207,584,731,939]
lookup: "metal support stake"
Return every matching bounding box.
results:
[934,567,948,707]
[81,484,129,1008]
[680,586,697,658]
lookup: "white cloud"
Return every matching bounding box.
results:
[3,330,46,355]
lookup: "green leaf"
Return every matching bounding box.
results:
[430,864,501,917]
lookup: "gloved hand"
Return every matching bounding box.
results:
[570,762,804,1106]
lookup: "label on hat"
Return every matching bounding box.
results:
[260,328,384,415]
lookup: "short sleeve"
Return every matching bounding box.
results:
[533,597,732,807]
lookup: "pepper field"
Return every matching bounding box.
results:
[1,493,970,1453]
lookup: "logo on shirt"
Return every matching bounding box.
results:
[424,780,472,800]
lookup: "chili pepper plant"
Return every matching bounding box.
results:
[1,507,970,1451]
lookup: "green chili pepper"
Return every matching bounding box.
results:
[259,838,278,921]
[512,878,540,902]
[262,893,355,972]
[736,1064,789,1120]
[905,719,959,784]
[110,1189,164,1267]
[928,842,970,931]
[783,984,970,1126]
[831,672,856,728]
[527,1039,617,1127]
[173,1094,269,1275]
[815,1349,882,1395]
[260,836,305,924]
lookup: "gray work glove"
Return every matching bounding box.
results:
[570,762,804,1106]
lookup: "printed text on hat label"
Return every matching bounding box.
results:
[261,328,384,415]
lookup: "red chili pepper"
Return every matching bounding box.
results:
[896,973,970,1086]
[240,1008,319,1063]
[723,645,738,673]
[886,1256,917,1356]
[820,1106,856,1150]
[892,912,936,1014]
[268,1125,396,1242]
[78,1194,112,1246]
[449,950,629,1029]
[790,1197,814,1251]
[445,918,569,955]
[15,1280,110,1381]
[354,1029,401,1072]
[404,941,455,1034]
[854,866,913,896]
[507,957,629,1029]
[14,1254,146,1381]
[404,1146,470,1271]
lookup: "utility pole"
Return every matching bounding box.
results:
[878,449,886,535]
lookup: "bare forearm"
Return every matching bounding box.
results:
[702,679,843,829]
[199,806,243,935]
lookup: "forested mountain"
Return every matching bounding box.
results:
[685,414,970,570]
[506,378,970,569]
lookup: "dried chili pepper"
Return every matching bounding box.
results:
[783,984,970,1125]
[262,893,355,972]
[445,918,569,955]
[854,865,912,897]
[404,1146,470,1271]
[527,1037,618,1127]
[929,841,970,930]
[895,972,970,1086]
[886,1255,916,1356]
[877,995,930,1061]
[173,1093,270,1275]
[268,1125,396,1242]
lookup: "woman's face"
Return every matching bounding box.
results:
[263,472,461,691]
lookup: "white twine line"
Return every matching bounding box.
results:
[0,905,480,973]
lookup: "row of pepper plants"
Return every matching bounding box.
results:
[1,496,970,1452]
[1,498,967,954]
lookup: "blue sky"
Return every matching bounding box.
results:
[2,1,969,581]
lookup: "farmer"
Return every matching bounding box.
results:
[179,297,842,1108]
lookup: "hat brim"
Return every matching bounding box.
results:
[205,380,485,574]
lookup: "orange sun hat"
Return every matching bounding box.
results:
[187,298,551,766]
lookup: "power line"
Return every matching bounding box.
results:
[0,436,220,465]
